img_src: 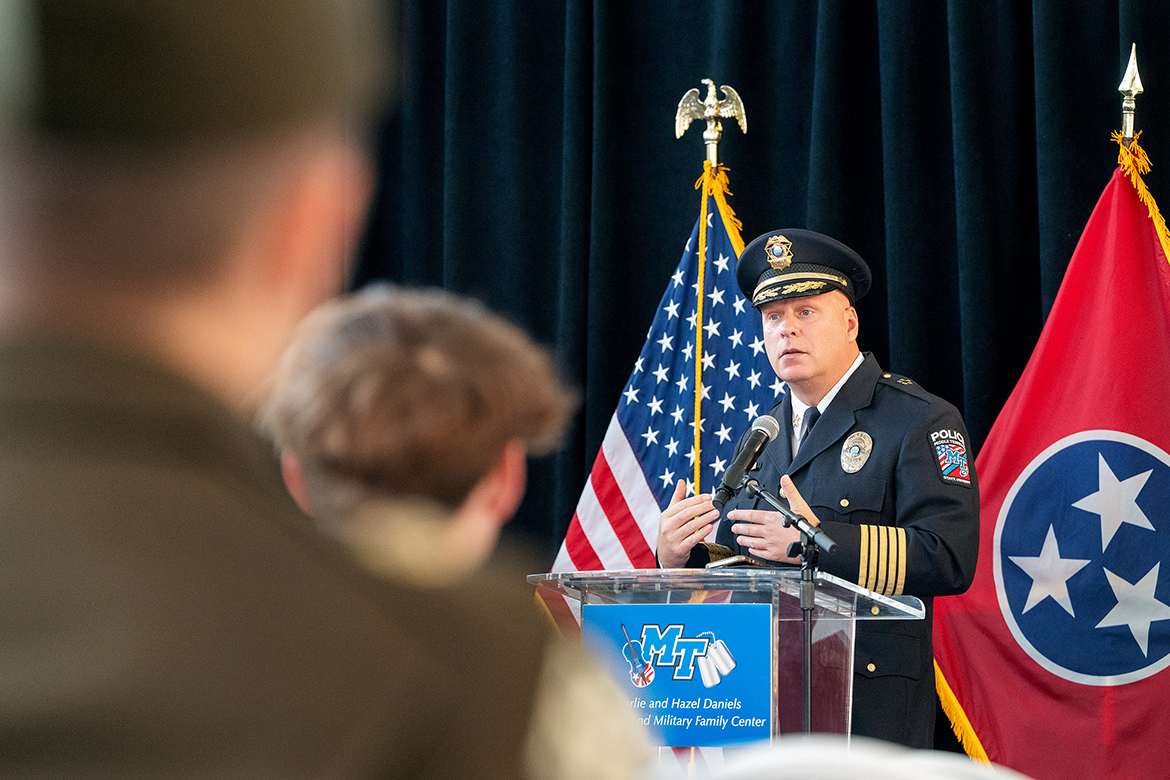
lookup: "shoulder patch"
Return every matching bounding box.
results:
[931,428,972,487]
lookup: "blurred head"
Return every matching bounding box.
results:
[259,285,578,529]
[0,0,395,401]
[0,0,391,277]
[1,125,372,295]
[3,0,389,144]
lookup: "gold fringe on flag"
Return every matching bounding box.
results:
[690,163,745,492]
[934,660,990,763]
[1114,131,1170,267]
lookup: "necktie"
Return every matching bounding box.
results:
[799,407,820,446]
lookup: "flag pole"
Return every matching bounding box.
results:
[1119,43,1142,148]
[1112,45,1170,266]
[676,80,746,491]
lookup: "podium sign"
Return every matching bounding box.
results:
[583,602,772,746]
[530,568,923,747]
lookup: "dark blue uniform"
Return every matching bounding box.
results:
[688,352,980,747]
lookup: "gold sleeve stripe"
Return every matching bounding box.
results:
[893,527,907,596]
[859,525,877,592]
[858,525,870,591]
[874,526,889,596]
[858,525,867,590]
[856,524,908,596]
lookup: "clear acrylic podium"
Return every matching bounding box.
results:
[529,568,923,744]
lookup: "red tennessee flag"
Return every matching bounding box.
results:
[933,137,1170,779]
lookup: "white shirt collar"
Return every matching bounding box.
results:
[790,352,865,443]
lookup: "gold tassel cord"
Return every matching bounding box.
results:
[693,164,710,492]
[690,164,744,492]
[1114,131,1170,267]
[699,164,745,252]
[934,660,990,763]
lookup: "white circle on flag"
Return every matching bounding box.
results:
[994,429,1170,686]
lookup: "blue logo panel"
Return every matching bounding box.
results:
[582,603,772,746]
[995,431,1170,684]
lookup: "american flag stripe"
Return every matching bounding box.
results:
[601,416,663,553]
[560,504,605,571]
[555,417,657,571]
[591,454,653,567]
[574,466,637,570]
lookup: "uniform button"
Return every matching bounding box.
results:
[867,663,876,672]
[882,373,891,378]
[870,605,880,616]
[840,498,849,508]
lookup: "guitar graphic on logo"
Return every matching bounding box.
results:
[620,623,654,687]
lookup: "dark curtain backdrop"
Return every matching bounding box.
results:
[355,0,1170,564]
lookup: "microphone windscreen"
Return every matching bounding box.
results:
[750,414,781,440]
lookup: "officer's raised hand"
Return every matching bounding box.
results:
[727,475,821,563]
[656,479,720,568]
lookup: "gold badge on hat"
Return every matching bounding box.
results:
[765,234,793,270]
[841,432,873,473]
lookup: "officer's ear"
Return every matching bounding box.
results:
[845,305,859,342]
[834,290,859,342]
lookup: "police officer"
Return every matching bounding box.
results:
[656,229,980,748]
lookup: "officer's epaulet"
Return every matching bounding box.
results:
[878,372,933,401]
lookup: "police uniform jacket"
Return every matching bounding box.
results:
[687,352,980,747]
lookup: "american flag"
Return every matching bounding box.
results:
[553,166,781,572]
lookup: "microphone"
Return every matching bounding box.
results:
[712,415,781,509]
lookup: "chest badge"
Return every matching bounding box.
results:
[841,432,873,473]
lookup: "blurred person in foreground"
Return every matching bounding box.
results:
[0,1,535,777]
[259,284,655,780]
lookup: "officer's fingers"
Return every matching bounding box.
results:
[663,488,697,523]
[687,507,720,530]
[726,508,776,526]
[685,520,715,546]
[665,502,716,538]
[663,497,714,534]
[780,475,820,526]
[662,481,690,520]
[666,486,714,515]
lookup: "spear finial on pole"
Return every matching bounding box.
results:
[675,79,746,166]
[1119,43,1143,147]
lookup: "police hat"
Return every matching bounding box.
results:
[736,229,871,308]
[1,0,392,145]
